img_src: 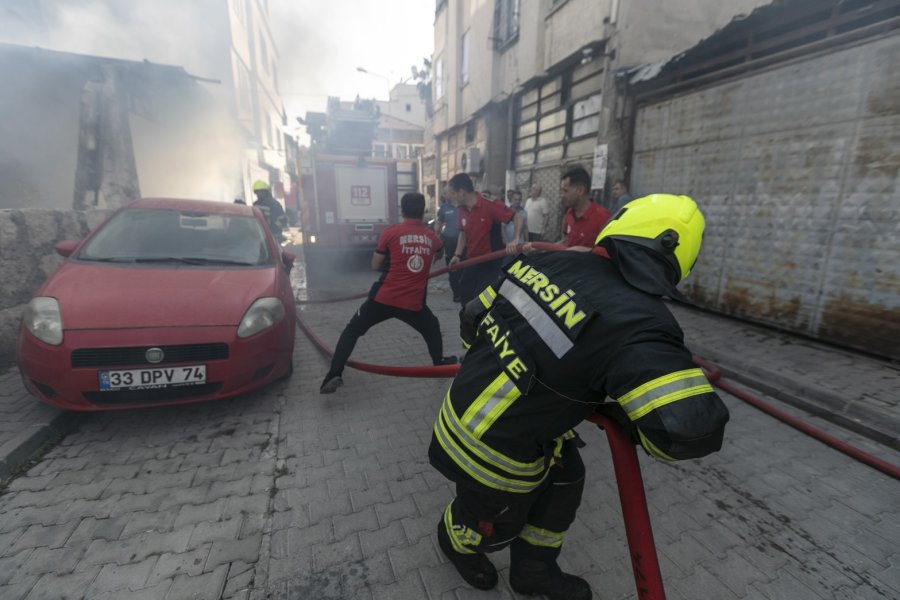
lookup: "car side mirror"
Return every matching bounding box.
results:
[281,250,295,271]
[54,240,79,257]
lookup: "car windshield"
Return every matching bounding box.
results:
[78,207,272,266]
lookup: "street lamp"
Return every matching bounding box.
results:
[357,66,394,159]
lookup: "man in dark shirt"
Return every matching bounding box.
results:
[610,180,635,214]
[252,180,286,242]
[434,187,462,302]
[320,193,457,394]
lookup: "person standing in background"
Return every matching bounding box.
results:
[558,167,611,249]
[503,190,528,245]
[435,187,462,303]
[252,180,286,242]
[610,180,634,214]
[524,184,549,242]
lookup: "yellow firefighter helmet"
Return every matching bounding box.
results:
[596,194,705,282]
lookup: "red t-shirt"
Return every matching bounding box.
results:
[373,219,443,311]
[563,201,611,247]
[458,194,515,258]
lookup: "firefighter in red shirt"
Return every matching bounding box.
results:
[558,167,611,248]
[447,173,524,306]
[320,193,457,393]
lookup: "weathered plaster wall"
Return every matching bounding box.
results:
[0,209,110,367]
[631,35,900,359]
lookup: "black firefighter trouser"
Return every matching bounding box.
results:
[329,299,444,376]
[440,440,585,565]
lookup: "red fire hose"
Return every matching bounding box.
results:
[693,357,900,481]
[586,413,668,600]
[296,242,566,305]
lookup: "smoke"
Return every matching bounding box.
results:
[0,0,436,209]
[0,0,223,78]
[268,0,434,122]
[0,0,245,209]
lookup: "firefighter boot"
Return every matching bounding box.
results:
[509,559,592,600]
[437,521,498,590]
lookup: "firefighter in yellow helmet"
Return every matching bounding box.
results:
[251,179,286,242]
[428,194,729,599]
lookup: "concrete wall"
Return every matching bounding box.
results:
[631,34,900,359]
[0,209,110,368]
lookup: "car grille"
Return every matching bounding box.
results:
[71,344,229,368]
[83,382,223,405]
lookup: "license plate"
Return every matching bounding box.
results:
[98,365,206,390]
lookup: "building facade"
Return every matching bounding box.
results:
[428,0,769,235]
[218,0,290,200]
[373,84,427,162]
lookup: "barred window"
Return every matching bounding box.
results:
[492,0,520,49]
[513,59,604,166]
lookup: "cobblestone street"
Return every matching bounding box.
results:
[1,259,898,600]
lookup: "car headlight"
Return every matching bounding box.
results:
[237,297,285,338]
[23,297,64,345]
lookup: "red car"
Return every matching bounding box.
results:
[17,198,296,411]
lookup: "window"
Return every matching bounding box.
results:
[236,64,252,116]
[571,94,601,138]
[373,143,389,158]
[461,31,470,85]
[412,145,425,158]
[396,144,410,159]
[493,0,520,49]
[513,66,604,166]
[434,57,444,99]
[405,103,412,112]
[259,35,268,71]
[465,120,477,143]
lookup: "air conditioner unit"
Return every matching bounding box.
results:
[460,147,481,174]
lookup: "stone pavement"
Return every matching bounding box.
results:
[668,303,900,448]
[0,260,898,599]
[0,369,78,482]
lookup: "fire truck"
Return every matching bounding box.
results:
[297,152,419,275]
[297,97,421,276]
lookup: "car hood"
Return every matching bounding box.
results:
[42,262,279,329]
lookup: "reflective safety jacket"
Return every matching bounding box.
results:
[428,251,729,494]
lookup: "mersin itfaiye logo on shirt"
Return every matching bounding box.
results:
[407,255,425,273]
